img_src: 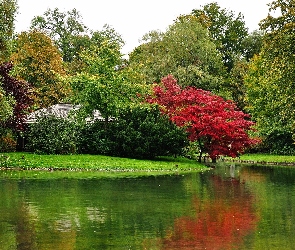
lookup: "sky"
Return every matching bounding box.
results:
[15,0,271,56]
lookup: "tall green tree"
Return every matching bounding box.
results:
[71,37,145,124]
[241,30,264,62]
[129,15,225,95]
[30,7,87,62]
[245,0,295,154]
[0,0,17,62]
[192,2,249,71]
[67,25,125,75]
[192,3,264,111]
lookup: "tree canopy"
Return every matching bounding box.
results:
[129,15,225,94]
[67,25,125,75]
[192,2,249,71]
[245,0,295,153]
[30,7,88,62]
[11,30,70,108]
[70,37,145,123]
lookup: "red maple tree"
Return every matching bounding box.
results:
[146,75,259,162]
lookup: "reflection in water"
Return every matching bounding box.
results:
[1,165,295,249]
[162,173,258,249]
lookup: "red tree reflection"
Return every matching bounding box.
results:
[162,175,258,250]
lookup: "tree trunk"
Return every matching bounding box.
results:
[104,116,109,129]
[198,139,203,163]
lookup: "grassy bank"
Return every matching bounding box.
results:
[2,152,294,179]
[0,152,207,178]
[225,154,295,165]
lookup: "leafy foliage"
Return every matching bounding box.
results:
[11,30,70,108]
[0,86,14,123]
[78,105,188,159]
[0,129,16,152]
[241,30,264,62]
[26,116,77,154]
[147,75,259,161]
[226,58,249,111]
[0,62,34,132]
[66,25,125,75]
[129,15,225,94]
[30,8,87,62]
[245,0,295,153]
[0,0,17,62]
[192,2,249,71]
[70,38,145,122]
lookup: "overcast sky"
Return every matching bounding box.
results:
[15,0,271,56]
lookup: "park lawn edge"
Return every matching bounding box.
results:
[222,153,295,166]
[0,152,207,178]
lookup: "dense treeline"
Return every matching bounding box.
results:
[1,0,295,159]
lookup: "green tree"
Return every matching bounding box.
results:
[0,0,17,62]
[245,0,295,154]
[192,2,249,71]
[241,30,264,62]
[129,15,225,95]
[67,25,125,75]
[30,7,87,62]
[225,58,249,112]
[70,38,145,124]
[11,30,70,108]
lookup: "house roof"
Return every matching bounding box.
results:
[25,104,105,123]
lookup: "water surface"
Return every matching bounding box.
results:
[0,164,294,249]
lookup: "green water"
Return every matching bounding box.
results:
[0,165,294,249]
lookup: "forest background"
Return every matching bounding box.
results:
[1,0,295,161]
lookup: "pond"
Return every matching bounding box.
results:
[0,164,295,249]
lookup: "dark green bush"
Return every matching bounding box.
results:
[266,131,295,155]
[78,105,188,159]
[77,121,115,155]
[250,131,295,155]
[26,116,78,154]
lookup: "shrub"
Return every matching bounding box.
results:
[0,128,17,152]
[264,131,295,155]
[78,105,188,159]
[26,116,78,154]
[77,121,115,155]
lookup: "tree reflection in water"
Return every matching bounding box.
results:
[162,174,258,250]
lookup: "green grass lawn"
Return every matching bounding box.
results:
[2,152,295,179]
[226,153,295,163]
[0,152,207,177]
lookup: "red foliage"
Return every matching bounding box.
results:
[162,175,258,249]
[0,62,34,131]
[146,75,259,160]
